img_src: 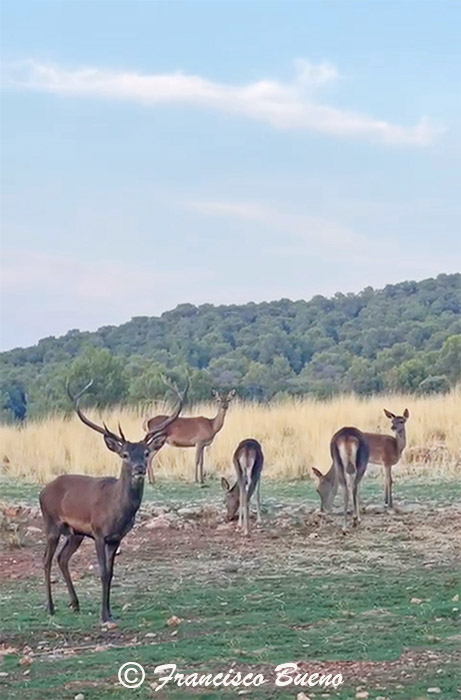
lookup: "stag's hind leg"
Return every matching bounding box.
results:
[58,534,84,611]
[43,530,60,615]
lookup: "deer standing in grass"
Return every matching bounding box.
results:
[39,379,186,623]
[313,427,369,532]
[144,388,236,484]
[362,409,409,509]
[221,438,264,536]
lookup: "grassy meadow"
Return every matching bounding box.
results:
[1,391,460,699]
[0,389,460,484]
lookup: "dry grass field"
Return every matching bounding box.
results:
[1,389,459,484]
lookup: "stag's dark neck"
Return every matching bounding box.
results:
[117,465,145,514]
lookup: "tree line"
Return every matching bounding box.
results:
[1,273,460,421]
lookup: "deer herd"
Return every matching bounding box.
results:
[39,378,410,622]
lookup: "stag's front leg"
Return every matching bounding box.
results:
[104,541,119,621]
[95,537,112,622]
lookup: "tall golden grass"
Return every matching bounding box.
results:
[0,389,460,484]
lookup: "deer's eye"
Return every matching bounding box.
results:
[144,449,150,458]
[122,451,129,459]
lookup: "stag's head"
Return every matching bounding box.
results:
[220,477,240,521]
[67,379,187,483]
[383,408,409,436]
[211,389,237,412]
[312,466,335,513]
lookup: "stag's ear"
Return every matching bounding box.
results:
[221,477,230,492]
[227,389,237,400]
[104,435,123,453]
[403,408,409,420]
[312,467,323,479]
[211,389,219,399]
[383,409,395,419]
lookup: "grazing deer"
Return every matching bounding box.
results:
[39,379,186,623]
[144,387,236,484]
[221,438,264,536]
[313,427,369,532]
[363,408,409,508]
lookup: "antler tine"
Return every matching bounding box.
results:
[67,378,123,443]
[145,376,189,443]
[118,422,126,442]
[66,378,94,404]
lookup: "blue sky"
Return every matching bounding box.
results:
[1,1,460,350]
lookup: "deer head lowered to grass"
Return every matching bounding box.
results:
[39,377,187,623]
[313,426,369,533]
[221,438,264,537]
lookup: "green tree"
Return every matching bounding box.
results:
[68,346,128,407]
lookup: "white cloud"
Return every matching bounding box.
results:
[1,59,437,145]
[187,196,458,272]
[188,198,366,253]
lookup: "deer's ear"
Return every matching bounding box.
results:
[211,389,219,399]
[221,477,230,492]
[227,389,237,400]
[312,467,323,479]
[104,435,123,454]
[403,408,409,420]
[383,409,395,419]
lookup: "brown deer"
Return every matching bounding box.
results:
[144,387,236,484]
[221,438,264,536]
[313,427,369,532]
[39,379,186,623]
[363,408,409,508]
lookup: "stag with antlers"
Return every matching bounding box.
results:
[39,378,187,623]
[144,380,236,484]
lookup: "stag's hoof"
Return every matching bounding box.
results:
[69,601,80,612]
[47,605,55,615]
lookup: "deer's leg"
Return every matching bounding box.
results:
[95,537,112,622]
[352,480,360,527]
[385,465,393,508]
[44,531,60,615]
[194,444,201,483]
[242,488,250,537]
[57,534,84,611]
[195,443,206,484]
[104,541,119,620]
[255,479,262,524]
[341,476,349,533]
[237,481,244,528]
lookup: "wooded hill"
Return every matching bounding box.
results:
[1,273,460,420]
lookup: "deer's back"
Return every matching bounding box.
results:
[145,414,213,446]
[234,438,263,470]
[363,432,399,466]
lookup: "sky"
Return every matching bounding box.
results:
[0,1,460,351]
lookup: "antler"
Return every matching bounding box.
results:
[145,375,189,443]
[66,379,124,444]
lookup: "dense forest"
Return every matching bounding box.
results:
[1,273,460,421]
